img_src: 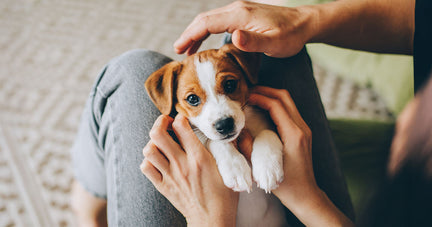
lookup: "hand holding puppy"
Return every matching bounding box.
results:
[245,86,353,226]
[140,115,239,227]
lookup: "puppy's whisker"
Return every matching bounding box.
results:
[192,127,207,141]
[241,101,250,110]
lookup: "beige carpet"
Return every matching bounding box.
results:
[0,0,392,226]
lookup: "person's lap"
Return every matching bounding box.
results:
[71,46,354,226]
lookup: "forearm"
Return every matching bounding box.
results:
[300,0,415,55]
[277,187,354,227]
[187,215,236,227]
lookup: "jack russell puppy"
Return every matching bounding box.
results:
[145,44,287,226]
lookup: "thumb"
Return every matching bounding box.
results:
[232,30,274,54]
[172,114,205,154]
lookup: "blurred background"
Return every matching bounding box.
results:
[0,0,412,226]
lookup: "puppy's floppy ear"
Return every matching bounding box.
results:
[219,44,261,85]
[145,61,182,115]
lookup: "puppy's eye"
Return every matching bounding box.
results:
[224,79,238,94]
[186,94,201,106]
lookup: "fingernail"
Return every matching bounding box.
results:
[173,41,184,54]
[175,114,186,121]
[174,37,181,48]
[239,31,248,46]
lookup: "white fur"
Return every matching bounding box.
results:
[189,58,245,141]
[190,59,286,226]
[208,140,252,192]
[245,106,284,192]
[252,130,284,192]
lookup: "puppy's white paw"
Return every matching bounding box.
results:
[252,130,284,193]
[218,153,253,192]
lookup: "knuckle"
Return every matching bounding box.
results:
[268,98,281,108]
[140,160,153,173]
[196,13,210,26]
[233,1,248,9]
[234,1,254,13]
[159,114,171,123]
[304,127,312,140]
[149,115,170,139]
[144,147,156,159]
[294,128,311,148]
[172,117,185,130]
[277,89,291,100]
[196,12,206,20]
[142,145,150,156]
[232,0,245,7]
[149,127,162,140]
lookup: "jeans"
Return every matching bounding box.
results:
[71,47,354,226]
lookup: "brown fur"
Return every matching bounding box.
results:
[145,44,260,117]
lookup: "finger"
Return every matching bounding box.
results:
[248,93,300,141]
[140,160,162,184]
[150,115,185,161]
[251,86,296,112]
[185,39,204,56]
[232,30,276,54]
[174,3,248,54]
[143,141,170,174]
[251,86,306,128]
[172,114,206,156]
[237,129,253,163]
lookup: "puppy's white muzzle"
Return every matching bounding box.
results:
[189,96,245,142]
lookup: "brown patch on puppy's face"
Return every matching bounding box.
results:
[145,44,260,141]
[175,51,250,119]
[174,59,207,118]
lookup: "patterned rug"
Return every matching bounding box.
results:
[0,0,392,226]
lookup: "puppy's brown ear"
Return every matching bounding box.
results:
[219,44,261,85]
[145,61,182,115]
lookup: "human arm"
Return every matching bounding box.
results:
[174,0,415,57]
[246,86,354,226]
[140,115,239,227]
[307,0,414,55]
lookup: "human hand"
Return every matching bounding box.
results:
[174,1,313,57]
[247,86,316,201]
[140,115,239,227]
[246,86,353,226]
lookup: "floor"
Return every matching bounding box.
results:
[0,0,391,226]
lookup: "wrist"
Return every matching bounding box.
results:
[280,187,353,227]
[298,2,348,44]
[186,211,236,227]
[299,0,371,44]
[295,4,320,44]
[187,218,236,227]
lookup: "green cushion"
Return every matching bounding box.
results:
[329,118,394,216]
[307,45,413,115]
[285,0,414,115]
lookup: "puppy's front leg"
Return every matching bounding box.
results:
[208,141,253,192]
[252,130,284,193]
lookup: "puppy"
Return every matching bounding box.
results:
[145,44,287,226]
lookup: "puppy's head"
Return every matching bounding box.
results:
[145,44,260,141]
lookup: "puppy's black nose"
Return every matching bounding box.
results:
[215,117,235,135]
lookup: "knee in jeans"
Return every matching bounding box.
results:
[108,49,173,82]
